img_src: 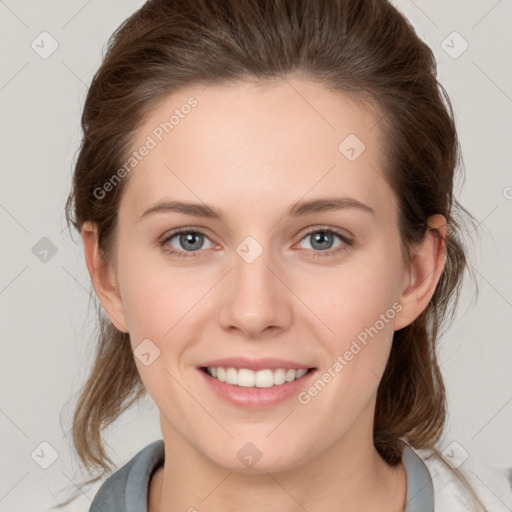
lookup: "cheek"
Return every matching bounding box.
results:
[116,263,204,399]
[115,235,206,335]
[304,247,404,410]
[315,254,404,344]
[121,268,205,342]
[118,240,182,347]
[295,259,403,433]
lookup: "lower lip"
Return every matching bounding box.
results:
[197,368,317,409]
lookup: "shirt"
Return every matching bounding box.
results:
[88,439,512,511]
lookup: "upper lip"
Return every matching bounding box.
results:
[199,357,316,371]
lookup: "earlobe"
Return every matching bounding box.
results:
[394,215,447,331]
[81,221,129,333]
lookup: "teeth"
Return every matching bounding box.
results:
[205,366,309,387]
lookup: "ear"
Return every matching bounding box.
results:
[81,221,129,333]
[394,214,447,331]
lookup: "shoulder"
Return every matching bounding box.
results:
[89,439,165,512]
[410,445,512,512]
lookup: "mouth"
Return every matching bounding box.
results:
[199,366,316,388]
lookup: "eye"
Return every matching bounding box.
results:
[159,228,216,259]
[158,226,353,260]
[296,228,352,258]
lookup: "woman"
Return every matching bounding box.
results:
[59,0,512,510]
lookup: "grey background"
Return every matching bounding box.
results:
[1,1,511,510]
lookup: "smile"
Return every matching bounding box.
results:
[203,367,312,388]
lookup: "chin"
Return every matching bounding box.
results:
[202,438,308,474]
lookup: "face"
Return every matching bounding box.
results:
[98,78,414,472]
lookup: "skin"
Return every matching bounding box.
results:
[81,77,446,512]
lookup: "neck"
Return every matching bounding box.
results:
[148,422,406,512]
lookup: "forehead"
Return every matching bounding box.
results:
[120,78,394,222]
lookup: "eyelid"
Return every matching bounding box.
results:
[297,224,354,242]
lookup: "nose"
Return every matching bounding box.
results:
[218,240,293,339]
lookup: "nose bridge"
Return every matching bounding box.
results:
[233,234,279,301]
[219,234,291,335]
[234,236,275,296]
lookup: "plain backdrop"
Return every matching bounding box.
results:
[1,1,511,510]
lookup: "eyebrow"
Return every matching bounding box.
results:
[139,196,375,221]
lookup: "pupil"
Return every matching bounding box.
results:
[312,231,332,250]
[182,233,202,250]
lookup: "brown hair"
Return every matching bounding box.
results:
[58,0,485,509]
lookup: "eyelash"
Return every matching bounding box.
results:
[158,227,353,260]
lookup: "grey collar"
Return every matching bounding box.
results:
[401,441,435,511]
